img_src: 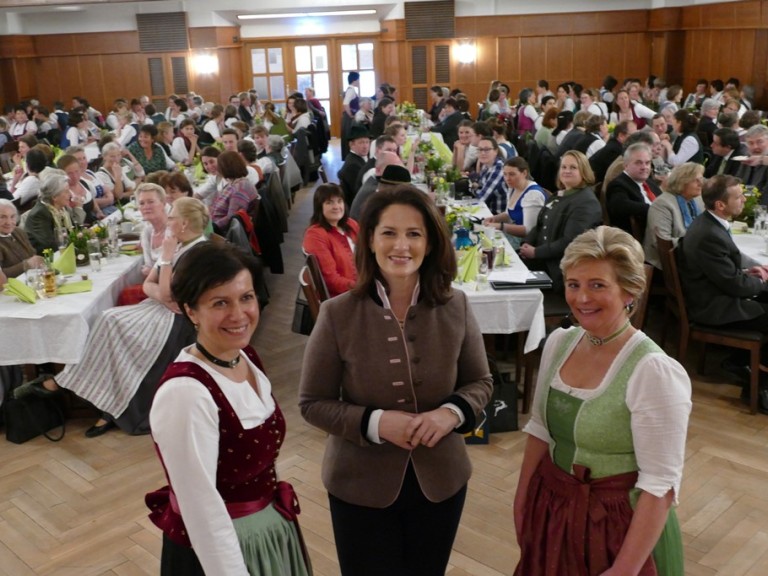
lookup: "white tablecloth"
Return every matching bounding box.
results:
[450,201,546,353]
[733,232,768,265]
[0,254,143,366]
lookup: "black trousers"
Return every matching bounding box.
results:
[328,463,467,576]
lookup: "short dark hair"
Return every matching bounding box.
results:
[161,171,193,196]
[537,79,549,90]
[740,110,761,130]
[444,97,458,110]
[726,77,740,88]
[221,128,239,139]
[614,120,635,138]
[25,148,47,173]
[145,103,157,115]
[711,79,724,91]
[174,98,188,112]
[702,175,741,210]
[713,128,740,151]
[376,97,394,111]
[217,150,248,179]
[139,124,158,138]
[430,85,443,96]
[353,185,456,306]
[472,121,492,138]
[201,145,221,159]
[504,156,530,175]
[310,183,353,233]
[374,135,396,151]
[603,75,618,90]
[171,242,263,315]
[237,139,258,162]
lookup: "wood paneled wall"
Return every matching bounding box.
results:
[1,1,767,117]
[0,28,243,115]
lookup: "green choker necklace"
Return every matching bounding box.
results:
[585,320,631,346]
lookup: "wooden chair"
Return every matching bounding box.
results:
[597,183,610,226]
[299,253,330,323]
[656,234,766,414]
[631,264,654,331]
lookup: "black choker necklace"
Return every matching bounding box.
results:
[196,341,240,368]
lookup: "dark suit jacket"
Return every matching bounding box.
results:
[431,111,462,150]
[556,128,585,158]
[524,187,603,292]
[589,137,623,184]
[353,157,375,194]
[24,201,58,255]
[337,153,366,207]
[696,117,716,148]
[606,172,661,236]
[736,163,768,201]
[678,211,768,325]
[704,150,743,179]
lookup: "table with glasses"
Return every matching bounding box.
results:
[448,201,546,354]
[0,253,143,366]
[733,232,768,266]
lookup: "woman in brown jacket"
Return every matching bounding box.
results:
[299,185,492,576]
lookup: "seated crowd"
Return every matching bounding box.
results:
[1,88,321,437]
[304,74,768,421]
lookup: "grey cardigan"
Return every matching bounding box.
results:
[299,287,493,508]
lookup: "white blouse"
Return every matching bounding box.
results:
[524,329,691,503]
[150,347,276,576]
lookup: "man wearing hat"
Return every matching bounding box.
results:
[350,152,409,220]
[337,124,370,207]
[342,71,361,160]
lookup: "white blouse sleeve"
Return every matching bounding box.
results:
[170,138,189,163]
[204,120,221,141]
[667,136,699,166]
[12,175,40,205]
[150,377,250,576]
[626,353,691,503]
[632,101,657,120]
[520,188,546,232]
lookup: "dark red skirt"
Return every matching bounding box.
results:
[117,284,148,306]
[515,455,657,576]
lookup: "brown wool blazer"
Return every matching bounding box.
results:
[299,288,493,509]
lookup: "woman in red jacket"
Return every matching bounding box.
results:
[303,183,359,297]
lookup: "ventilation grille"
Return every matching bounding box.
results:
[434,45,450,85]
[171,57,189,94]
[148,58,165,95]
[411,46,427,84]
[137,12,189,52]
[404,0,454,40]
[413,87,428,111]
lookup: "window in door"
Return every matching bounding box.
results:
[251,46,286,112]
[295,44,332,126]
[340,42,375,100]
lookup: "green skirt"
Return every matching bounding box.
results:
[233,503,312,576]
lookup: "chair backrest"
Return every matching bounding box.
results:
[305,253,330,302]
[299,253,330,322]
[655,233,689,327]
[630,263,654,330]
[0,151,14,174]
[598,183,610,226]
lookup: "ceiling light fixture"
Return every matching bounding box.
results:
[238,10,377,20]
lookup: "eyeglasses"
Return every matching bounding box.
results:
[477,147,495,153]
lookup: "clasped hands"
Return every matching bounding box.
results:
[379,408,460,450]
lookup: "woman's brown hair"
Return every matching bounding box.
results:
[353,185,456,306]
[310,183,354,233]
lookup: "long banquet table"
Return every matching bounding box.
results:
[449,202,546,354]
[0,254,143,366]
[733,232,768,266]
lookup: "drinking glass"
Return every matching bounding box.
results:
[476,253,490,290]
[87,239,102,272]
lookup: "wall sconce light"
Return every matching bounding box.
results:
[455,42,476,65]
[191,53,219,75]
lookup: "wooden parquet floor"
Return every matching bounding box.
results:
[2,141,768,575]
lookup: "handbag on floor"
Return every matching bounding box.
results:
[487,355,518,433]
[3,376,66,444]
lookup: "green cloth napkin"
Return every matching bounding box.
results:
[428,133,453,165]
[53,243,76,275]
[120,247,142,256]
[456,245,481,283]
[58,280,93,295]
[5,277,37,303]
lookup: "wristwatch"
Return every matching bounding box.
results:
[156,259,172,267]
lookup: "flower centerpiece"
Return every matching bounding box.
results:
[396,101,420,128]
[90,223,110,257]
[736,184,762,228]
[68,226,95,266]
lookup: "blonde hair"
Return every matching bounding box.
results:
[560,226,646,313]
[173,196,209,234]
[665,162,704,196]
[136,182,166,203]
[557,150,595,190]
